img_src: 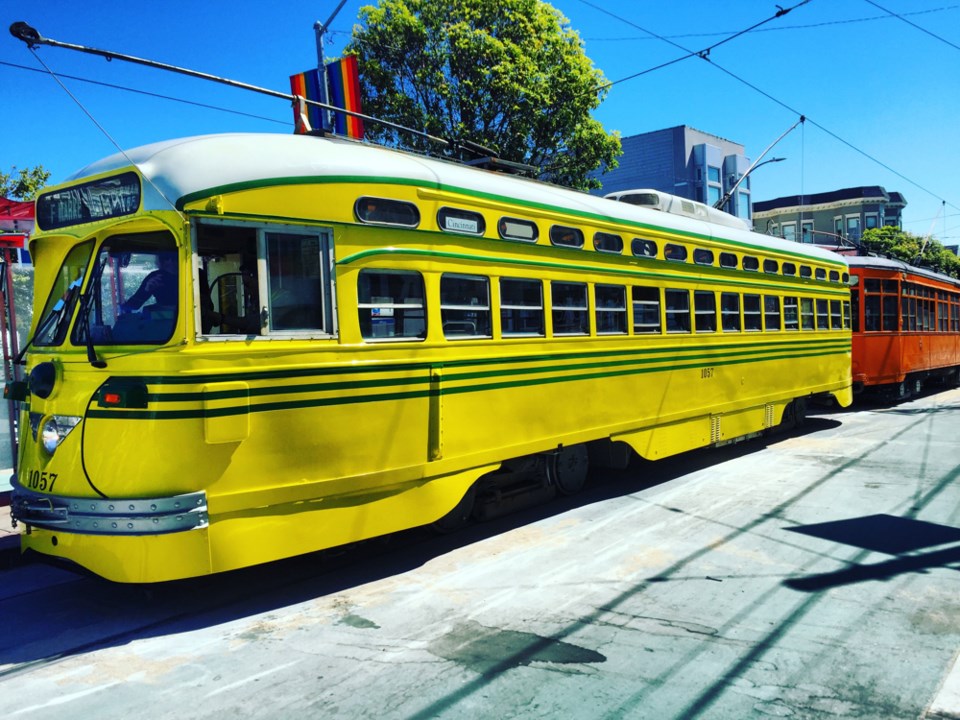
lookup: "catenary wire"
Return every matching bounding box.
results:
[581,0,811,91]
[862,0,960,53]
[0,59,289,125]
[25,48,186,217]
[575,1,960,217]
[579,4,959,42]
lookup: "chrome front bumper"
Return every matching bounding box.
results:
[10,475,208,535]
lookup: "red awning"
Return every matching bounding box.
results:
[0,197,34,220]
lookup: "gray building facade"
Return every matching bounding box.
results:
[752,186,906,248]
[591,126,752,221]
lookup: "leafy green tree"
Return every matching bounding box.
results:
[0,165,50,200]
[861,226,960,279]
[346,0,621,190]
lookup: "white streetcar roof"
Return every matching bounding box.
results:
[69,132,845,266]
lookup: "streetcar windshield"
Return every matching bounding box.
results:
[33,240,95,347]
[72,231,180,345]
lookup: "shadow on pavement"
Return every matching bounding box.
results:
[0,417,840,670]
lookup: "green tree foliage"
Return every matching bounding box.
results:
[0,165,50,200]
[346,0,621,190]
[861,226,960,279]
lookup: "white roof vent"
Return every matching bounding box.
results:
[604,188,750,230]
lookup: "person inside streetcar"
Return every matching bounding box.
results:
[121,251,178,314]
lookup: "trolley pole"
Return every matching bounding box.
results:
[313,0,348,134]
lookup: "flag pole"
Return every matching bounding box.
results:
[314,0,347,134]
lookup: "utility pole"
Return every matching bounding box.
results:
[314,0,348,133]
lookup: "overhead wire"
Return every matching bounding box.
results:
[581,0,812,92]
[582,4,960,42]
[862,0,960,53]
[24,48,185,217]
[575,0,960,217]
[0,59,288,126]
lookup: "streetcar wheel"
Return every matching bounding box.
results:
[432,485,477,533]
[912,378,923,396]
[781,398,807,430]
[550,444,589,495]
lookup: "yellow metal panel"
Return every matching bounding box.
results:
[203,381,249,444]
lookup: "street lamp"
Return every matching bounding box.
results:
[713,156,786,212]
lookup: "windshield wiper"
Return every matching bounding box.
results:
[76,256,107,368]
[16,279,82,364]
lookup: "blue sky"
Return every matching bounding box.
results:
[2,1,958,242]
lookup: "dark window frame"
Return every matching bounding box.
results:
[355,197,420,227]
[594,231,624,254]
[438,207,486,236]
[549,225,585,249]
[498,217,539,243]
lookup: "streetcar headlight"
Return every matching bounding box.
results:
[29,362,57,399]
[39,415,82,455]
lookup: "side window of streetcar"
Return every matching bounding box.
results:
[196,223,266,337]
[438,207,485,236]
[498,217,538,243]
[743,294,762,331]
[595,284,627,334]
[784,296,799,331]
[266,231,331,333]
[594,232,623,254]
[552,281,589,335]
[764,295,781,331]
[800,297,815,330]
[694,248,714,266]
[694,291,717,333]
[665,288,691,333]
[631,238,658,258]
[665,244,688,262]
[357,269,426,340]
[501,278,544,337]
[550,225,584,249]
[441,274,491,339]
[355,197,420,227]
[719,252,738,269]
[632,286,661,333]
[721,292,740,332]
[830,300,842,330]
[816,299,829,329]
[852,290,861,333]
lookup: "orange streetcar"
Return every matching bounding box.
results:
[848,255,960,398]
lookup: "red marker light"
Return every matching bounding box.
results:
[102,392,122,406]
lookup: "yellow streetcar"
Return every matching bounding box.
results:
[9,133,852,582]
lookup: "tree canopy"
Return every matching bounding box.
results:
[346,0,621,190]
[861,226,960,279]
[0,165,50,201]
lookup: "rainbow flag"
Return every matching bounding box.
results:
[326,56,364,139]
[288,69,325,133]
